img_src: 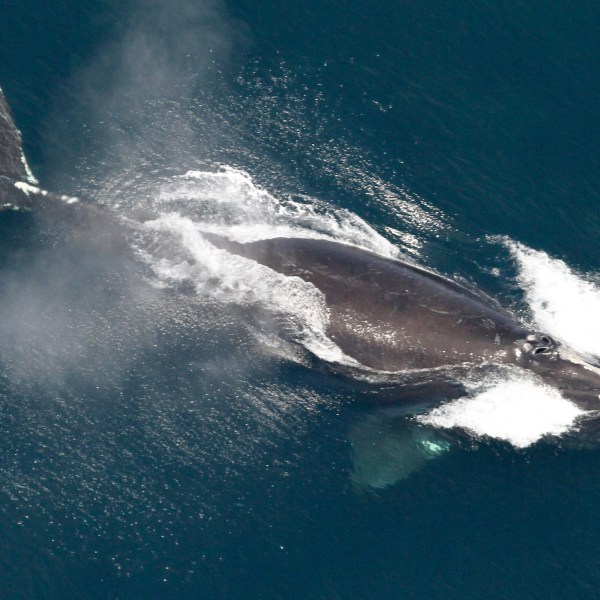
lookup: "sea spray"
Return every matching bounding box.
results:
[507,241,600,361]
[418,370,586,448]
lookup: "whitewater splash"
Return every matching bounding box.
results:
[125,168,600,450]
[418,370,586,448]
[141,212,363,366]
[126,166,399,256]
[129,166,399,367]
[418,243,600,448]
[508,241,600,362]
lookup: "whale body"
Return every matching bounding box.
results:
[2,86,600,413]
[203,234,600,409]
[205,235,536,372]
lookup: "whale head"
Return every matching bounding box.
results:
[517,334,600,412]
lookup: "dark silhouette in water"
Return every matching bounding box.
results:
[203,234,600,409]
[1,86,600,413]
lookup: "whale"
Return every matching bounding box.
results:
[202,234,600,407]
[2,86,600,416]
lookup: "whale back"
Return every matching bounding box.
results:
[208,236,530,372]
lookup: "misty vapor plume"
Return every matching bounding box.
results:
[47,0,239,194]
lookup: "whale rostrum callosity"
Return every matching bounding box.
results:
[2,87,600,415]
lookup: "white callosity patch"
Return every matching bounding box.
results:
[508,241,600,361]
[417,371,586,448]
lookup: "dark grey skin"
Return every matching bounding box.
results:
[204,234,600,411]
[0,89,30,182]
[0,87,137,256]
[211,236,534,371]
[2,87,600,412]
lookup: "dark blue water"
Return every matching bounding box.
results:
[1,1,600,598]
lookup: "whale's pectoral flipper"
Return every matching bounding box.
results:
[0,88,36,184]
[349,410,453,489]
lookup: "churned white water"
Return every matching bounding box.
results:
[508,241,600,361]
[419,239,599,449]
[149,166,399,257]
[133,173,599,450]
[134,167,385,367]
[418,371,586,448]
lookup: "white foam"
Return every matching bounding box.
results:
[123,166,457,370]
[140,212,361,367]
[13,181,78,204]
[149,166,399,257]
[507,242,600,361]
[124,166,409,366]
[20,151,38,185]
[417,371,586,448]
[14,181,46,196]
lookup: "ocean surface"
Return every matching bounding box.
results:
[1,1,600,598]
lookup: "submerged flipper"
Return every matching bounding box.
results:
[0,87,36,184]
[349,410,452,489]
